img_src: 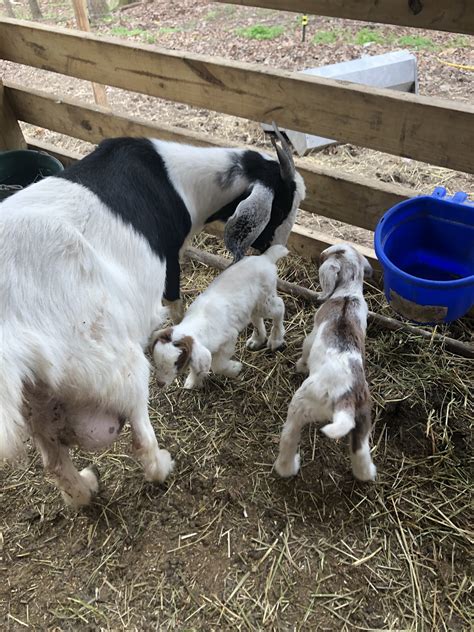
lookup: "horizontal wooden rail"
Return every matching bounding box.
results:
[186,247,474,359]
[25,138,379,268]
[6,81,412,231]
[212,0,474,36]
[1,19,473,173]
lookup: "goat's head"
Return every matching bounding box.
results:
[318,244,372,300]
[224,123,306,262]
[150,327,211,387]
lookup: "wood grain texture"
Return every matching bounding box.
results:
[186,246,474,359]
[7,82,412,231]
[211,0,474,35]
[70,0,109,107]
[0,79,26,150]
[1,19,473,173]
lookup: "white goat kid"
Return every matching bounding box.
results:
[151,245,289,389]
[274,244,377,482]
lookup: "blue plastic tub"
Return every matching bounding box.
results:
[374,188,474,324]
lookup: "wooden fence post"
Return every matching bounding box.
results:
[0,79,27,150]
[70,0,109,108]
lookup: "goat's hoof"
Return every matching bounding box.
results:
[222,361,242,378]
[145,449,175,483]
[274,453,300,478]
[295,359,308,374]
[246,338,266,351]
[353,462,377,482]
[80,465,100,495]
[267,338,285,352]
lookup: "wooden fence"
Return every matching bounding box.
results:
[0,5,473,271]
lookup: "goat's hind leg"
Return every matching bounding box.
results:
[124,347,174,483]
[30,394,99,508]
[349,404,376,481]
[265,294,285,351]
[246,312,267,350]
[274,383,313,477]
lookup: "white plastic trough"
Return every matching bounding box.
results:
[263,50,418,155]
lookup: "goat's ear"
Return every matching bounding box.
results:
[318,257,341,300]
[148,327,173,354]
[187,338,212,378]
[173,335,193,372]
[361,255,373,279]
[224,182,274,262]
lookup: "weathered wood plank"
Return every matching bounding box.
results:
[212,0,474,36]
[0,19,473,173]
[205,220,380,271]
[70,0,109,107]
[8,82,411,231]
[0,79,26,150]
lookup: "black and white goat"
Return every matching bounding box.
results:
[150,245,288,390]
[274,244,377,482]
[0,130,305,508]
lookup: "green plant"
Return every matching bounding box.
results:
[397,34,436,49]
[354,27,386,45]
[110,26,155,44]
[312,30,338,45]
[448,35,470,48]
[158,26,182,35]
[236,24,284,40]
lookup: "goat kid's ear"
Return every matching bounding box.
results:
[148,327,173,354]
[224,182,274,262]
[318,257,341,300]
[362,255,373,279]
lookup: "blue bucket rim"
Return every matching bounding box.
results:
[374,192,474,288]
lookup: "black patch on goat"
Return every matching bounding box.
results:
[208,150,296,252]
[59,137,191,301]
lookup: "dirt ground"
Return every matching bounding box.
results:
[1,2,473,630]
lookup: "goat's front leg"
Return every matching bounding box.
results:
[274,383,313,477]
[131,401,174,483]
[164,255,184,324]
[265,295,285,351]
[295,326,317,374]
[211,338,242,378]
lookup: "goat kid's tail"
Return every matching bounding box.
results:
[321,407,355,440]
[263,245,289,264]
[0,344,28,462]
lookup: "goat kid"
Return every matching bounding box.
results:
[151,245,289,389]
[274,244,377,482]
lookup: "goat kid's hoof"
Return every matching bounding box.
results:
[274,453,300,478]
[267,338,285,352]
[246,338,266,351]
[145,449,175,483]
[353,462,377,482]
[295,358,308,374]
[222,361,243,378]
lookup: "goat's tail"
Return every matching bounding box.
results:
[263,245,289,264]
[321,403,355,440]
[0,338,29,462]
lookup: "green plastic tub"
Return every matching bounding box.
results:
[0,149,64,201]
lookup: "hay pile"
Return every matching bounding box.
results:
[1,235,472,630]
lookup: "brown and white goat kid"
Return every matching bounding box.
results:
[274,244,376,482]
[150,245,288,390]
